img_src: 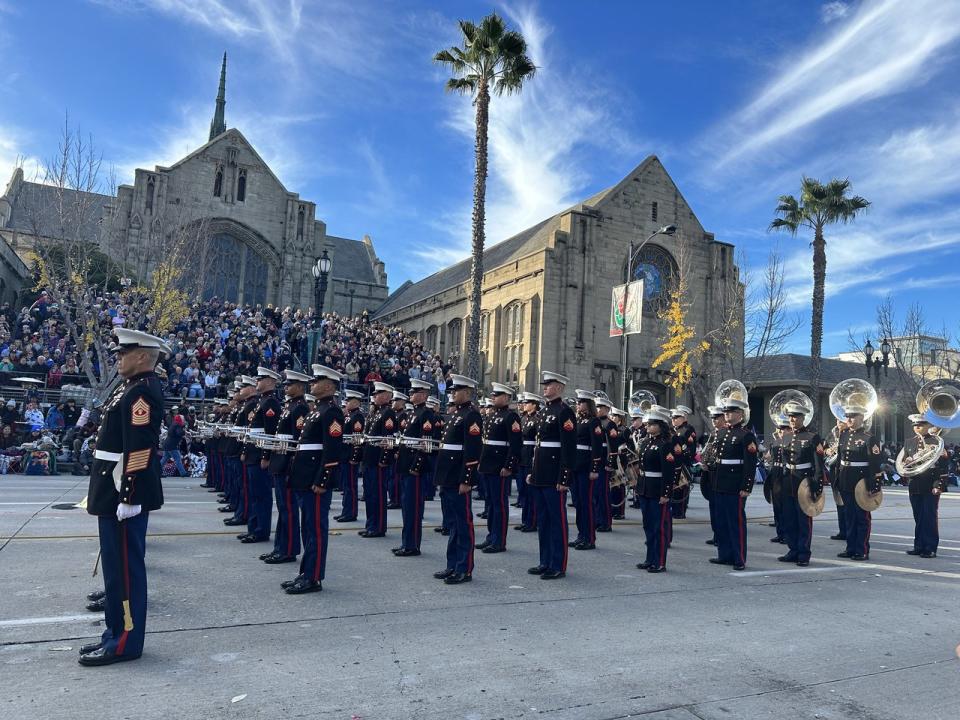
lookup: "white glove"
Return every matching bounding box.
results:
[117,503,142,522]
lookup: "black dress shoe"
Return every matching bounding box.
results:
[647,565,665,573]
[837,551,853,558]
[217,506,234,513]
[86,589,105,602]
[477,512,488,519]
[514,524,526,530]
[705,538,717,546]
[264,554,297,564]
[85,598,105,613]
[920,551,937,558]
[395,548,421,557]
[78,647,139,666]
[612,514,625,520]
[223,518,246,526]
[237,533,252,540]
[241,535,268,543]
[520,526,537,533]
[259,551,277,561]
[79,642,102,655]
[850,554,868,561]
[475,541,490,550]
[444,572,472,585]
[527,565,547,575]
[360,532,385,538]
[733,564,745,571]
[830,533,845,540]
[199,483,213,488]
[433,527,445,533]
[568,540,583,548]
[391,546,404,554]
[540,570,565,580]
[767,522,776,527]
[285,579,322,594]
[281,575,304,590]
[333,515,344,522]
[511,502,521,508]
[778,554,798,562]
[596,526,611,533]
[337,517,357,523]
[433,568,455,579]
[481,545,505,554]
[636,562,651,570]
[906,549,921,555]
[796,560,810,567]
[575,542,595,550]
[770,537,785,543]
[386,504,401,510]
[709,558,731,565]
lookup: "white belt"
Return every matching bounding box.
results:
[249,427,265,433]
[441,443,463,451]
[523,441,536,446]
[720,459,743,465]
[539,441,561,448]
[787,463,812,470]
[483,440,507,446]
[298,443,323,451]
[343,434,355,440]
[276,434,293,440]
[841,461,869,467]
[576,444,591,451]
[642,471,663,478]
[94,450,122,462]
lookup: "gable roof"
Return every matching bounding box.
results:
[326,235,377,284]
[4,180,114,243]
[744,353,912,388]
[372,155,670,319]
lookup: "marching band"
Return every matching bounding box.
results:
[195,369,958,590]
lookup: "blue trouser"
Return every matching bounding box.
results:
[910,493,940,553]
[531,485,568,573]
[205,451,216,487]
[483,472,511,548]
[516,470,528,508]
[518,466,537,529]
[440,486,474,575]
[227,457,247,521]
[273,477,300,557]
[387,463,400,505]
[246,463,272,539]
[574,469,596,543]
[363,464,388,534]
[161,449,187,476]
[400,473,425,551]
[97,511,149,658]
[772,480,785,539]
[424,468,436,500]
[708,495,718,539]
[297,489,332,582]
[640,496,670,567]
[714,492,747,566]
[836,490,847,536]
[670,476,689,519]
[593,468,612,528]
[781,494,812,561]
[610,481,625,518]
[841,490,871,556]
[340,463,359,519]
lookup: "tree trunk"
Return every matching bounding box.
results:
[465,81,490,382]
[810,224,826,430]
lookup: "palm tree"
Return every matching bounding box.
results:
[770,177,870,412]
[434,13,536,381]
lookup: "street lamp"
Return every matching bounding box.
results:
[348,287,356,318]
[864,337,891,385]
[312,250,332,363]
[619,224,677,406]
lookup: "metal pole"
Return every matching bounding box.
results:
[620,239,633,408]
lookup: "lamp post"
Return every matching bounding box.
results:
[864,337,891,385]
[312,250,332,362]
[348,287,356,318]
[619,224,677,407]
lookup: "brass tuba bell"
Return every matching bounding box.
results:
[715,379,750,425]
[628,389,657,417]
[895,379,960,477]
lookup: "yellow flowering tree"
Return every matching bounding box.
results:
[651,276,710,393]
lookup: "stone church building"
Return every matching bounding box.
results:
[0,54,388,315]
[375,156,743,411]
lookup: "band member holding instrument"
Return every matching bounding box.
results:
[594,396,617,532]
[394,378,436,557]
[669,406,696,521]
[476,383,522,554]
[701,406,726,547]
[608,407,628,521]
[834,407,881,561]
[515,393,541,533]
[335,389,366,523]
[780,400,823,567]
[635,407,678,573]
[570,390,605,551]
[360,383,397,538]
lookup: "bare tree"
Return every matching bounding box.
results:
[743,247,802,382]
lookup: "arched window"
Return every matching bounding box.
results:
[213,166,223,197]
[448,318,463,358]
[631,244,678,315]
[237,169,247,202]
[425,325,438,353]
[480,312,490,352]
[145,177,155,213]
[297,206,305,240]
[502,302,524,383]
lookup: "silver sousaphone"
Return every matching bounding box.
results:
[895,379,960,477]
[829,378,881,510]
[715,379,750,425]
[627,389,657,417]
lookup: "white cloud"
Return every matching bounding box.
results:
[820,2,850,24]
[709,0,960,168]
[0,124,43,192]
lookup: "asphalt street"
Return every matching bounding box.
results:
[1,474,958,720]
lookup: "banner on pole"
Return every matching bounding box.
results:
[610,280,643,337]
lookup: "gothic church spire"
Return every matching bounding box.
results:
[209,52,227,141]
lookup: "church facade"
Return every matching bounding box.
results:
[374,156,743,412]
[0,54,388,315]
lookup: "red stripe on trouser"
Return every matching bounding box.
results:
[465,493,474,574]
[286,488,294,554]
[737,496,746,563]
[659,502,668,567]
[116,522,130,655]
[414,475,421,548]
[500,478,507,547]
[806,515,812,553]
[864,511,871,556]
[242,464,249,515]
[378,468,385,532]
[559,490,568,572]
[314,493,322,580]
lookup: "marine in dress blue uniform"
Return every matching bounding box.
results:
[386,392,408,509]
[709,399,757,570]
[262,370,312,564]
[904,414,948,558]
[79,329,168,667]
[527,371,577,580]
[765,423,789,544]
[834,406,881,561]
[515,393,541,532]
[668,406,697,521]
[393,379,436,556]
[593,397,617,531]
[282,365,345,594]
[476,383,522,553]
[423,395,443,501]
[779,401,824,567]
[571,390,605,550]
[335,390,365,522]
[223,379,258,527]
[360,382,397,538]
[432,375,483,584]
[634,406,678,573]
[239,367,282,544]
[700,406,726,546]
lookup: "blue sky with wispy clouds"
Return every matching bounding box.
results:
[1,0,958,355]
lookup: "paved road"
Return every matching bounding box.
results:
[1,474,958,720]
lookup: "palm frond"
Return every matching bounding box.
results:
[445,77,477,95]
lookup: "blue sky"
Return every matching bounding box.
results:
[1,0,958,356]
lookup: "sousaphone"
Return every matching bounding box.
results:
[829,378,881,510]
[714,379,750,425]
[895,379,960,477]
[628,389,657,417]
